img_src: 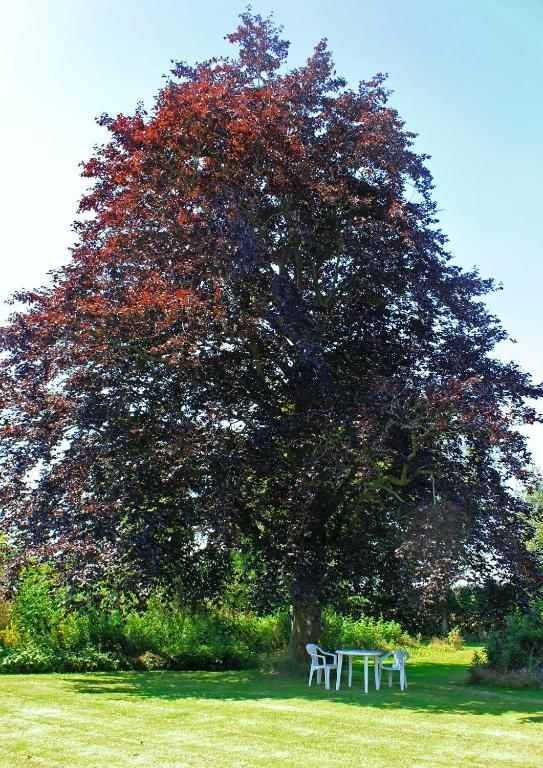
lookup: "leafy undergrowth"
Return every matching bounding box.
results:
[0,565,419,673]
[467,614,543,690]
[0,646,541,768]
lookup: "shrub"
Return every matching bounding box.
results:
[0,620,22,649]
[10,565,67,640]
[162,611,256,670]
[58,609,126,652]
[0,644,133,674]
[319,609,411,652]
[0,564,414,674]
[485,613,543,673]
[446,627,465,649]
[57,648,131,673]
[0,598,10,631]
[469,649,542,690]
[428,627,465,651]
[0,644,56,673]
[136,651,168,670]
[123,594,184,656]
[122,603,290,671]
[468,613,543,690]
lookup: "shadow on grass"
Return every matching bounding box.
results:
[66,661,543,718]
[519,715,543,723]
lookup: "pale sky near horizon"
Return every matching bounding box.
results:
[1,0,542,467]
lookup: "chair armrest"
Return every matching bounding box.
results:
[378,652,392,662]
[322,651,337,665]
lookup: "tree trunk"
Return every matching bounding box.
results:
[288,601,322,661]
[440,602,449,636]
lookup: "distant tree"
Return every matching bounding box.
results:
[526,469,543,565]
[0,12,540,657]
[450,580,528,637]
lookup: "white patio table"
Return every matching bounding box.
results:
[335,649,382,693]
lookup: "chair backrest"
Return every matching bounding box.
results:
[306,643,324,664]
[390,650,410,668]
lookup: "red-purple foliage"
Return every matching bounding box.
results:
[0,14,540,644]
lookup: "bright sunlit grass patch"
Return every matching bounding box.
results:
[0,646,541,767]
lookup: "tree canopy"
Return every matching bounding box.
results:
[1,12,541,653]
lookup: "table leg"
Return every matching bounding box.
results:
[348,656,353,687]
[374,657,380,691]
[364,656,369,694]
[336,653,343,691]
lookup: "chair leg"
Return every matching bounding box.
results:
[324,667,330,690]
[400,669,405,691]
[309,667,314,687]
[404,671,408,689]
[388,671,392,688]
[316,668,322,685]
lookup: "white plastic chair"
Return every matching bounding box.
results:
[378,650,410,690]
[306,643,337,690]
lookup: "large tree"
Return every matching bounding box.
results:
[1,13,540,655]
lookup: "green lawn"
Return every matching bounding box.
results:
[0,646,541,768]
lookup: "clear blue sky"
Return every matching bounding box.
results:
[1,0,542,465]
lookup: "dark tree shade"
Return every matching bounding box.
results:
[1,12,541,654]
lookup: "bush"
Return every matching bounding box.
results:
[159,610,287,670]
[0,620,22,649]
[0,565,415,673]
[446,627,465,649]
[0,643,134,674]
[319,609,412,652]
[0,580,292,673]
[57,648,131,673]
[468,613,543,690]
[469,649,542,690]
[135,651,168,670]
[58,609,126,652]
[428,627,465,651]
[10,565,67,640]
[0,644,56,673]
[485,613,543,673]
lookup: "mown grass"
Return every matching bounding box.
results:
[0,646,541,767]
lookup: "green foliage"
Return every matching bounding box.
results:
[0,644,131,674]
[484,613,543,673]
[0,644,56,673]
[467,610,543,691]
[469,665,543,690]
[446,627,465,649]
[319,609,412,652]
[427,627,465,651]
[469,646,542,690]
[153,609,291,670]
[135,651,168,670]
[121,598,291,670]
[526,468,543,564]
[11,564,67,639]
[447,581,529,639]
[59,609,126,651]
[259,651,308,676]
[0,565,424,674]
[0,565,294,673]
